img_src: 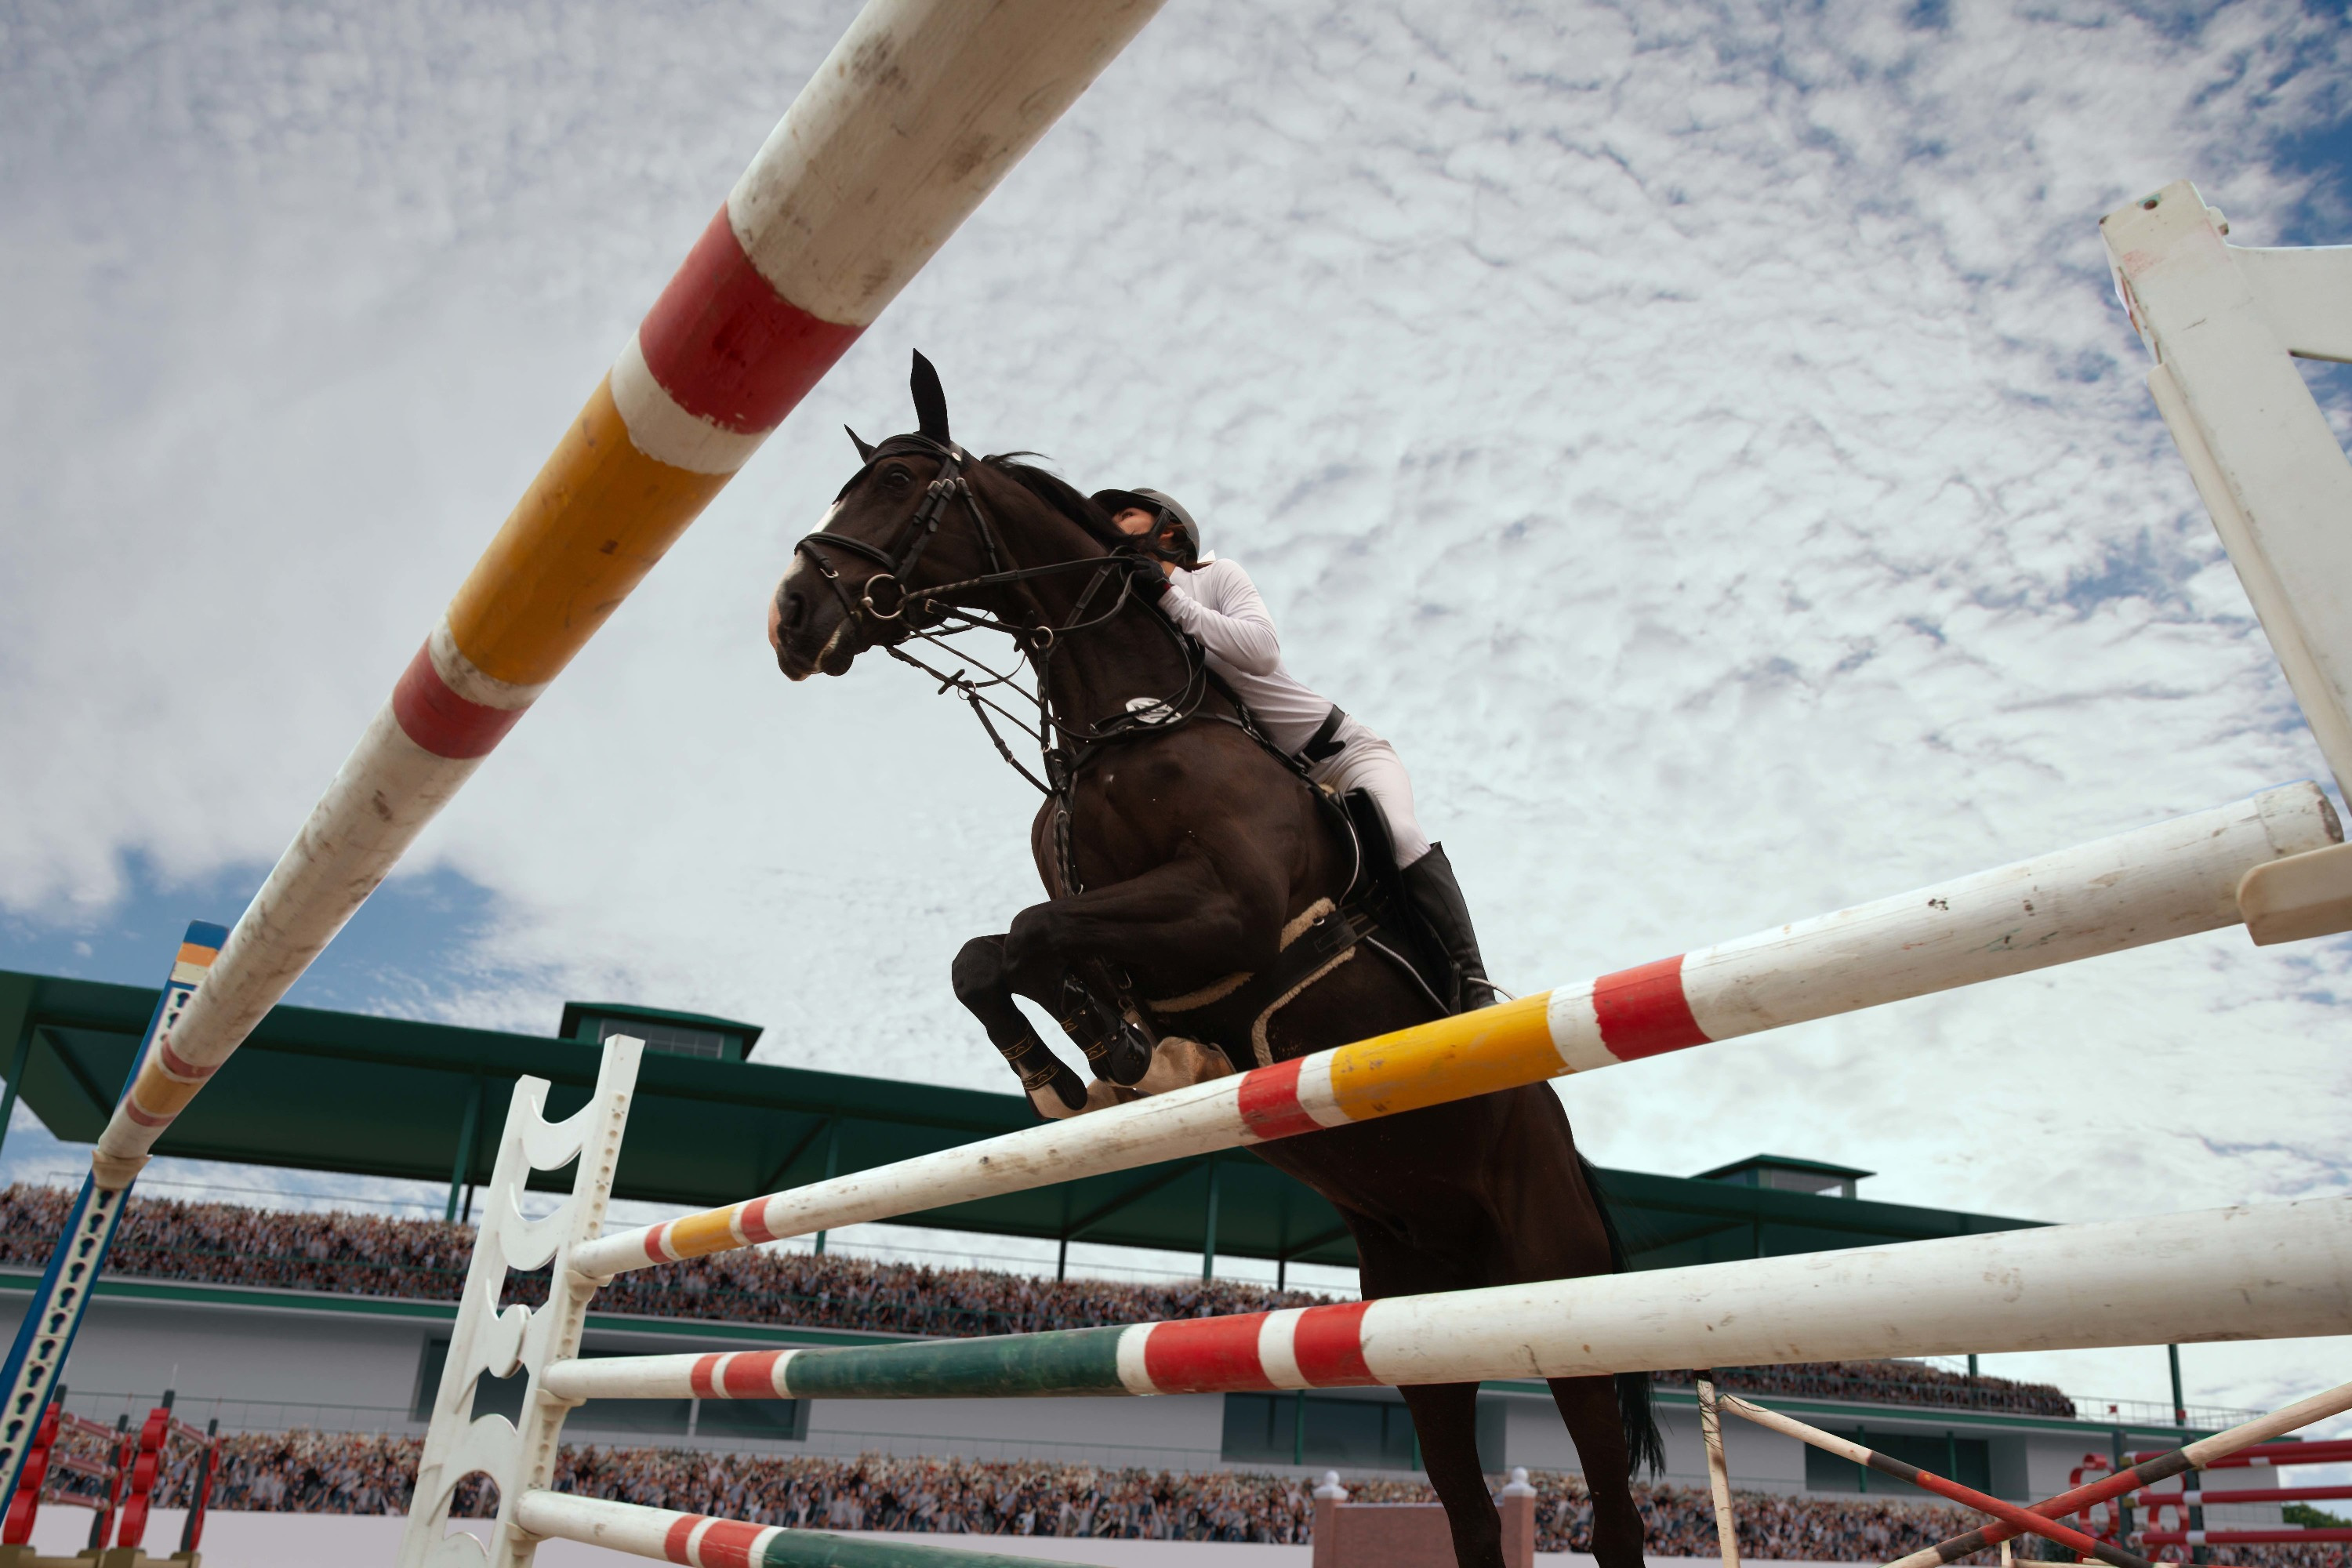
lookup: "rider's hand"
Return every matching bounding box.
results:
[1119,550,1171,602]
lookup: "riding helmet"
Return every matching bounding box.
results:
[1091,487,1201,561]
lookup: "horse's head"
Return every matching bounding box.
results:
[768,352,1120,680]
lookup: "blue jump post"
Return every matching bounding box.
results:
[0,921,225,1514]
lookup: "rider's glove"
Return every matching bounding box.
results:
[1119,550,1171,603]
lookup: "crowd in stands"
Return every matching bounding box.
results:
[138,1436,2339,1566]
[0,1185,2077,1419]
[1656,1364,2076,1419]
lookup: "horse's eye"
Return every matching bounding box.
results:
[881,466,913,494]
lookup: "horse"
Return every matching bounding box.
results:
[768,354,1660,1568]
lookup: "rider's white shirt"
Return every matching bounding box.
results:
[1161,554,1430,864]
[1160,554,1338,755]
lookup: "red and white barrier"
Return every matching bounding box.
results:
[2130,1438,2352,1468]
[573,782,2339,1277]
[2142,1529,2352,1546]
[2136,1485,2352,1507]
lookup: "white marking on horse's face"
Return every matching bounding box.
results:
[779,499,844,594]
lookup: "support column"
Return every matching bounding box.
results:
[2111,1426,2133,1549]
[813,1118,840,1257]
[1200,1158,1221,1283]
[444,1076,484,1225]
[0,1018,35,1170]
[2173,1343,2206,1564]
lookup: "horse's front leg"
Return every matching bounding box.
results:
[953,933,1089,1116]
[1004,854,1273,1000]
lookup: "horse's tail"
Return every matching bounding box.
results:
[1579,1152,1667,1478]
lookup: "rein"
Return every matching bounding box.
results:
[793,436,1230,888]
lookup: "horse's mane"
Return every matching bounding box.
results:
[982,452,1127,552]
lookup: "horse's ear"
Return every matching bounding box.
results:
[845,426,877,463]
[910,350,950,444]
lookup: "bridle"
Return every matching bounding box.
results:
[789,434,1216,813]
[793,434,1013,628]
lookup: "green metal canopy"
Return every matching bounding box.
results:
[0,967,2038,1272]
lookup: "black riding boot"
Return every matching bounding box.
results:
[1402,843,1500,1013]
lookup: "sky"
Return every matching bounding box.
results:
[5,0,2352,1425]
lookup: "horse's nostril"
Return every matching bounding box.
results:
[784,593,808,632]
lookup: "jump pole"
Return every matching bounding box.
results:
[1694,1373,1740,1568]
[0,924,221,1519]
[541,1192,2352,1403]
[572,781,2341,1277]
[84,0,1166,1189]
[0,0,1165,1523]
[510,1493,1102,1568]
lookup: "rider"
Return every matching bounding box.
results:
[1091,486,1499,1011]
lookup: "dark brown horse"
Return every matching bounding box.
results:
[768,356,1657,1568]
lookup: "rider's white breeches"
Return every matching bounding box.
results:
[1308,724,1433,868]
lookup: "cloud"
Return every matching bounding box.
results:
[5,0,2350,1413]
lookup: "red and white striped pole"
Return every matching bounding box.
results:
[573,782,2338,1277]
[88,0,1164,1189]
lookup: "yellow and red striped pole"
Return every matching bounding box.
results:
[89,0,1164,1188]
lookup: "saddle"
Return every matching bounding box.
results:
[1139,786,1459,1073]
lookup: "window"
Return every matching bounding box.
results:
[1221,1392,1503,1472]
[1804,1429,1990,1497]
[597,1018,728,1061]
[414,1340,805,1440]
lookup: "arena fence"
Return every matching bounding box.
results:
[2127,1435,2352,1552]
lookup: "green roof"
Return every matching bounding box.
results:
[0,968,2038,1269]
[557,1001,764,1047]
[1698,1152,1878,1181]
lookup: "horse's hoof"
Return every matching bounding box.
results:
[1094,1024,1154,1088]
[1029,1063,1088,1117]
